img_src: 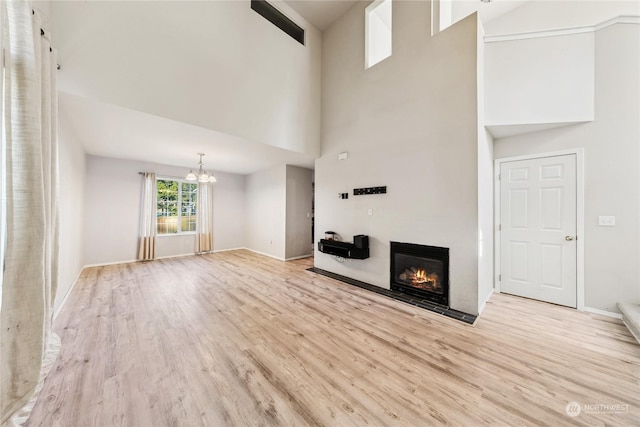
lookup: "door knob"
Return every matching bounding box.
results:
[565,236,574,241]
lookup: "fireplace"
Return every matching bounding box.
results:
[390,242,449,306]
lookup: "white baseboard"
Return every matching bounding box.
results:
[82,247,303,268]
[54,268,84,320]
[285,253,313,261]
[582,306,623,319]
[212,247,246,253]
[244,248,312,262]
[83,259,139,268]
[478,289,494,316]
[156,252,196,260]
[244,248,286,261]
[85,251,198,266]
[82,248,249,268]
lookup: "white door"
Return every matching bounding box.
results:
[500,154,577,307]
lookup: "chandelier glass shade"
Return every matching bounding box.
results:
[186,153,217,183]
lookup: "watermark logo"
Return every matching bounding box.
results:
[565,401,630,417]
[566,402,581,417]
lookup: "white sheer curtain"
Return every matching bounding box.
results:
[1,2,61,425]
[195,182,213,253]
[138,172,157,261]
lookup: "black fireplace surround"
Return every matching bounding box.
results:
[390,242,449,307]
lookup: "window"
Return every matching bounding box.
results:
[157,179,197,235]
[365,0,392,68]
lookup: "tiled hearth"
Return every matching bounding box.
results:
[306,267,476,324]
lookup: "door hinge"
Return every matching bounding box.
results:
[499,274,502,281]
[498,173,501,180]
[498,224,502,231]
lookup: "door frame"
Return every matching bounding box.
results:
[494,149,585,311]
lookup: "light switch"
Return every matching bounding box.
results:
[367,208,373,216]
[598,216,616,226]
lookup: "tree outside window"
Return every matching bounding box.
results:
[157,179,197,234]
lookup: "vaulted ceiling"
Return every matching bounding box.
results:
[55,0,530,174]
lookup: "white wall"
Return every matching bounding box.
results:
[50,0,321,158]
[485,32,594,127]
[32,1,50,20]
[477,21,494,313]
[493,23,640,313]
[244,165,287,260]
[285,165,313,259]
[55,109,87,313]
[317,1,481,315]
[213,171,246,251]
[478,127,494,313]
[83,156,245,265]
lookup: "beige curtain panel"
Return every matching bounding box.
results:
[138,172,157,261]
[1,2,61,425]
[195,182,213,253]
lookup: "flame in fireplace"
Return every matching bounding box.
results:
[399,267,439,289]
[412,269,438,286]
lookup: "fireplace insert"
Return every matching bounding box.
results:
[390,242,449,306]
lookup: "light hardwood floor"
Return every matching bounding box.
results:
[27,250,639,426]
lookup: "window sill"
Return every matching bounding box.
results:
[157,233,197,237]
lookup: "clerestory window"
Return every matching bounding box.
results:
[365,0,392,68]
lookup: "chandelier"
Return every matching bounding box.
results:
[186,153,217,183]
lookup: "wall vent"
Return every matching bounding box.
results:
[251,0,305,45]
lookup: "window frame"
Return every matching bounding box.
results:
[156,177,198,236]
[365,0,393,69]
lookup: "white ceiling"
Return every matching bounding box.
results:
[60,93,315,174]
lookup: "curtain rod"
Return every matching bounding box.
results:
[139,172,186,181]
